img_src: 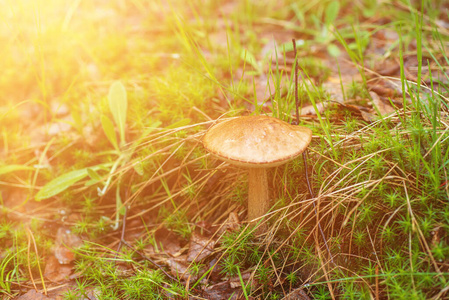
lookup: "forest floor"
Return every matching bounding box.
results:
[1,0,449,299]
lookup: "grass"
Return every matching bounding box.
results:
[1,0,449,299]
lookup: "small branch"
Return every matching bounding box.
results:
[116,205,128,255]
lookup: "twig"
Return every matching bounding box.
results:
[292,37,334,264]
[116,205,128,255]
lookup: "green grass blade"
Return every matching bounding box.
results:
[108,81,128,147]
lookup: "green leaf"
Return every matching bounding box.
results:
[327,43,341,57]
[87,168,101,181]
[240,49,261,73]
[101,114,119,150]
[325,1,340,26]
[108,81,127,146]
[35,163,113,201]
[84,178,100,187]
[0,165,33,176]
[35,168,88,201]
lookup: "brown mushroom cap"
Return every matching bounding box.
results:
[203,115,312,168]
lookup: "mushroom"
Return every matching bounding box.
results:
[203,115,312,233]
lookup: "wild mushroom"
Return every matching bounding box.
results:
[203,115,312,232]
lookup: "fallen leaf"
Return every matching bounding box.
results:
[284,288,312,300]
[187,232,216,263]
[216,212,241,236]
[208,257,224,282]
[44,255,72,282]
[203,281,244,300]
[369,84,397,98]
[54,227,83,264]
[376,63,400,76]
[323,77,346,103]
[299,102,333,115]
[335,102,375,122]
[195,220,213,234]
[229,271,253,289]
[370,91,396,116]
[16,290,52,300]
[373,57,401,77]
[167,255,199,282]
[361,111,376,122]
[154,228,183,256]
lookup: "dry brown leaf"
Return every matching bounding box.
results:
[370,91,396,116]
[44,255,73,283]
[361,111,376,122]
[216,212,241,236]
[374,58,401,77]
[369,84,397,98]
[16,290,52,300]
[167,255,199,282]
[187,232,216,263]
[229,271,253,289]
[299,102,332,115]
[54,227,83,264]
[203,281,247,300]
[283,288,312,300]
[154,228,183,256]
[323,77,346,103]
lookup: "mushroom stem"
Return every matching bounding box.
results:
[248,168,269,232]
